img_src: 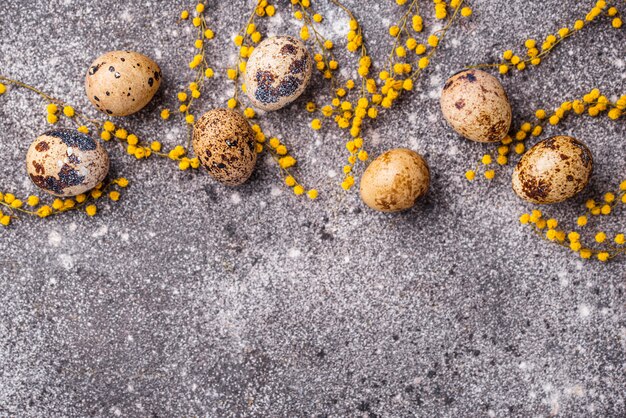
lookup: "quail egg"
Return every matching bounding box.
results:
[512,135,593,204]
[85,50,161,116]
[440,69,512,143]
[360,148,430,212]
[192,109,257,185]
[244,36,313,111]
[26,129,109,197]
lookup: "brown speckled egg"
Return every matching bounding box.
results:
[192,109,257,186]
[244,36,313,111]
[440,69,512,143]
[26,129,109,197]
[360,148,430,212]
[513,135,593,204]
[85,50,161,116]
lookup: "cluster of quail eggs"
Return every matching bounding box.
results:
[440,68,593,206]
[24,41,592,213]
[193,35,314,185]
[27,50,162,197]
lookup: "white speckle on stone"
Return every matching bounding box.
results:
[428,89,440,100]
[154,48,162,60]
[487,410,495,417]
[120,9,132,22]
[270,186,282,197]
[579,304,591,318]
[68,222,78,232]
[429,74,442,86]
[427,112,438,123]
[48,230,62,247]
[111,406,122,416]
[327,170,337,178]
[288,248,301,258]
[92,225,108,238]
[120,232,130,242]
[370,129,381,146]
[613,58,624,68]
[231,193,242,204]
[58,254,74,270]
[127,335,134,342]
[329,12,350,36]
[49,277,57,285]
[568,384,585,397]
[447,145,459,156]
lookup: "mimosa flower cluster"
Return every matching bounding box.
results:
[472,0,622,75]
[305,0,472,190]
[519,180,626,261]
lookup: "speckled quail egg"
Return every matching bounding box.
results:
[512,135,593,204]
[192,109,257,186]
[360,148,430,212]
[244,36,313,111]
[85,50,161,116]
[26,129,109,197]
[440,69,512,143]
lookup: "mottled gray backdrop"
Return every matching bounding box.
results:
[1,0,625,417]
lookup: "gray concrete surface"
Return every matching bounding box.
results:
[1,0,625,416]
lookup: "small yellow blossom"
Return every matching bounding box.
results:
[285,176,296,187]
[63,106,75,117]
[116,178,129,188]
[85,205,97,216]
[243,108,255,119]
[27,195,39,207]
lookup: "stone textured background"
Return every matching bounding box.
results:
[1,0,625,416]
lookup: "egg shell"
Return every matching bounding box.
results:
[26,129,109,197]
[85,50,161,117]
[440,69,512,143]
[360,148,430,212]
[192,109,257,186]
[512,135,593,204]
[244,36,313,111]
